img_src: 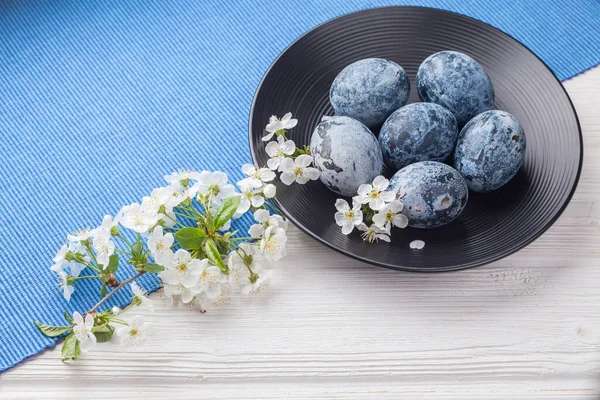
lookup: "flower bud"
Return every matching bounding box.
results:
[243,254,254,267]
[64,251,76,262]
[248,272,259,284]
[111,306,122,315]
[263,184,276,199]
[105,273,119,287]
[110,225,120,236]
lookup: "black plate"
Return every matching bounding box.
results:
[248,6,583,272]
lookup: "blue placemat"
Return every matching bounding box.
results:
[1,0,599,373]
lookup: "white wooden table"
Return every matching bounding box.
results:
[2,67,599,400]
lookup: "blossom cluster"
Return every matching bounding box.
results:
[36,113,314,362]
[334,175,409,243]
[263,113,320,185]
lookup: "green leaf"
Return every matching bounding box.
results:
[131,241,143,258]
[143,262,164,273]
[174,227,205,250]
[64,311,73,324]
[205,210,215,233]
[34,322,71,338]
[106,254,119,273]
[100,283,107,297]
[93,324,115,343]
[204,239,227,273]
[214,196,241,230]
[61,333,81,362]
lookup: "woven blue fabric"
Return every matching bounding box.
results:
[1,0,599,373]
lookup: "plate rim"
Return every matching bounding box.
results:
[248,5,584,273]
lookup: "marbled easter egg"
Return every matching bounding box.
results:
[416,51,494,126]
[330,58,410,127]
[389,161,468,229]
[454,110,526,193]
[379,102,458,171]
[310,116,383,196]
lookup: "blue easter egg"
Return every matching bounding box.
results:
[389,161,468,229]
[310,116,383,196]
[330,58,410,127]
[454,110,526,193]
[416,51,494,126]
[379,102,458,171]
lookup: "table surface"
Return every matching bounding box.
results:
[2,66,599,400]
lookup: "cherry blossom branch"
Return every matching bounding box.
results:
[87,271,145,314]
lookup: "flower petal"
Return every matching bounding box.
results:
[280,172,295,186]
[303,167,320,180]
[335,198,349,212]
[278,158,295,173]
[295,154,313,168]
[409,240,425,250]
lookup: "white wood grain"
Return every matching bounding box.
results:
[1,67,599,400]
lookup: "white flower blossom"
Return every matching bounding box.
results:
[356,176,395,211]
[51,244,69,272]
[57,265,82,301]
[67,228,92,244]
[120,203,159,234]
[163,282,199,304]
[116,315,151,346]
[164,183,192,209]
[279,155,319,185]
[164,170,206,186]
[249,209,287,238]
[72,311,96,352]
[240,270,272,295]
[260,226,287,261]
[227,243,262,287]
[131,282,154,311]
[265,136,296,170]
[91,227,115,268]
[98,214,121,234]
[147,226,174,266]
[237,178,265,214]
[141,186,177,215]
[241,164,276,187]
[263,112,298,141]
[190,171,236,205]
[159,249,205,288]
[334,198,363,235]
[196,262,228,300]
[357,223,391,243]
[372,200,408,230]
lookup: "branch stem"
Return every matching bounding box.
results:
[87,271,145,314]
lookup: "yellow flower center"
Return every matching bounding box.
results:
[177,263,187,271]
[129,329,139,337]
[293,167,303,177]
[266,238,280,254]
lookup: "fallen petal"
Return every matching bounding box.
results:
[409,240,425,250]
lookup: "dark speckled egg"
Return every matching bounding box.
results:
[310,116,383,196]
[389,161,468,228]
[379,103,458,171]
[454,110,526,193]
[330,58,410,127]
[416,51,494,126]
